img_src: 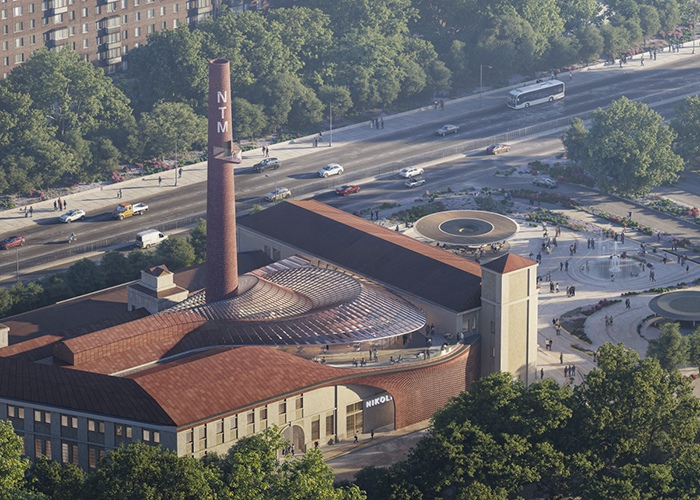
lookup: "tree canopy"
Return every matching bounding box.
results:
[355,343,700,498]
[563,97,684,196]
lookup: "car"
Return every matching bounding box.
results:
[264,187,292,202]
[486,144,511,155]
[435,124,459,136]
[317,163,344,178]
[399,167,424,179]
[335,185,361,196]
[405,176,426,188]
[0,236,25,249]
[59,209,86,223]
[253,157,281,173]
[532,177,558,188]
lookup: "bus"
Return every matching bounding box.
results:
[507,79,565,109]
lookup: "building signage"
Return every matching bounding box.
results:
[217,91,228,133]
[364,393,393,409]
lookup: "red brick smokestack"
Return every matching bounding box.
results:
[206,59,238,303]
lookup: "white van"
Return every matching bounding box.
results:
[135,229,168,249]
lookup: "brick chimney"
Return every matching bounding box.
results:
[206,59,239,302]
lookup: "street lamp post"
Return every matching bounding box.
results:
[329,103,333,147]
[265,173,277,190]
[15,247,19,282]
[479,64,493,106]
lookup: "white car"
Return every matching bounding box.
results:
[264,187,291,202]
[532,177,558,188]
[399,167,424,178]
[435,124,459,136]
[317,163,344,178]
[59,209,86,223]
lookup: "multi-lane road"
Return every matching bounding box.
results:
[5,54,700,279]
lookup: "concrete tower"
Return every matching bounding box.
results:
[206,59,239,302]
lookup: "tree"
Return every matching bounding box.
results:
[100,251,138,287]
[188,219,207,264]
[154,238,196,271]
[647,322,689,370]
[232,98,267,141]
[688,326,700,371]
[0,419,29,492]
[66,259,104,296]
[563,97,684,196]
[671,96,700,171]
[83,442,220,499]
[139,102,207,159]
[26,458,85,500]
[575,24,605,63]
[639,5,662,44]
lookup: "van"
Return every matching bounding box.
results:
[136,229,168,249]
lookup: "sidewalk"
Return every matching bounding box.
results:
[0,44,696,237]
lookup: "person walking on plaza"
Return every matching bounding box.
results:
[560,352,563,364]
[63,200,67,210]
[53,201,57,211]
[158,176,162,187]
[58,198,62,210]
[28,206,33,217]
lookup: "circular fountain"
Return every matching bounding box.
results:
[580,239,643,282]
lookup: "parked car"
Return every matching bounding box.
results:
[335,185,361,196]
[253,157,281,173]
[435,124,459,136]
[0,236,25,249]
[59,209,86,223]
[405,176,426,188]
[532,177,558,188]
[399,167,424,178]
[486,144,511,155]
[317,163,344,178]
[265,187,292,202]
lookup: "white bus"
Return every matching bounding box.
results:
[508,79,565,109]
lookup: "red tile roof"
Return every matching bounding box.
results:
[482,253,536,274]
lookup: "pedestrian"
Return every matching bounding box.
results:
[620,58,623,68]
[370,119,374,129]
[555,283,560,293]
[29,206,33,217]
[370,430,374,440]
[319,131,323,142]
[625,298,631,308]
[158,176,162,187]
[571,365,576,376]
[621,233,624,244]
[380,117,384,128]
[641,55,644,66]
[354,433,358,443]
[541,368,544,379]
[687,264,690,273]
[58,198,62,209]
[555,323,561,335]
[178,167,183,178]
[565,260,569,271]
[550,281,555,293]
[261,146,266,156]
[53,201,57,211]
[564,365,569,377]
[628,211,632,219]
[653,50,657,61]
[313,138,317,147]
[23,206,28,218]
[560,262,563,271]
[569,71,573,81]
[63,200,67,210]
[560,352,563,364]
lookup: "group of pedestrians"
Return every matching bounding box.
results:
[369,117,384,129]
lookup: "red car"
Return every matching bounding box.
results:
[335,185,361,196]
[0,236,25,249]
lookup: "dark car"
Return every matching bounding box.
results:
[253,157,281,173]
[335,185,361,196]
[0,236,25,249]
[486,143,511,155]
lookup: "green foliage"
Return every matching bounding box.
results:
[188,219,207,264]
[646,322,689,371]
[154,238,196,270]
[671,96,700,171]
[0,419,29,491]
[563,97,684,196]
[83,442,220,499]
[688,327,700,371]
[139,102,207,159]
[26,458,85,500]
[66,259,104,297]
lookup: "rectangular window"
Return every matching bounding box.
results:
[160,20,164,29]
[134,26,139,36]
[29,34,34,43]
[153,431,160,444]
[3,56,8,65]
[34,410,51,423]
[134,11,139,20]
[197,425,206,450]
[81,22,87,32]
[60,415,78,429]
[34,437,51,458]
[122,14,126,23]
[14,37,22,46]
[87,419,104,433]
[107,3,115,12]
[246,412,254,425]
[29,4,35,13]
[311,417,320,441]
[88,447,105,469]
[29,18,34,28]
[172,3,177,12]
[215,419,224,444]
[146,23,153,33]
[7,405,24,419]
[12,5,21,16]
[142,429,150,441]
[229,415,238,441]
[13,21,22,31]
[120,0,126,7]
[122,29,126,38]
[1,40,6,49]
[172,18,177,28]
[81,6,86,16]
[2,25,7,34]
[325,413,335,437]
[159,5,164,15]
[115,424,132,438]
[61,442,78,465]
[1,9,6,19]
[133,0,138,5]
